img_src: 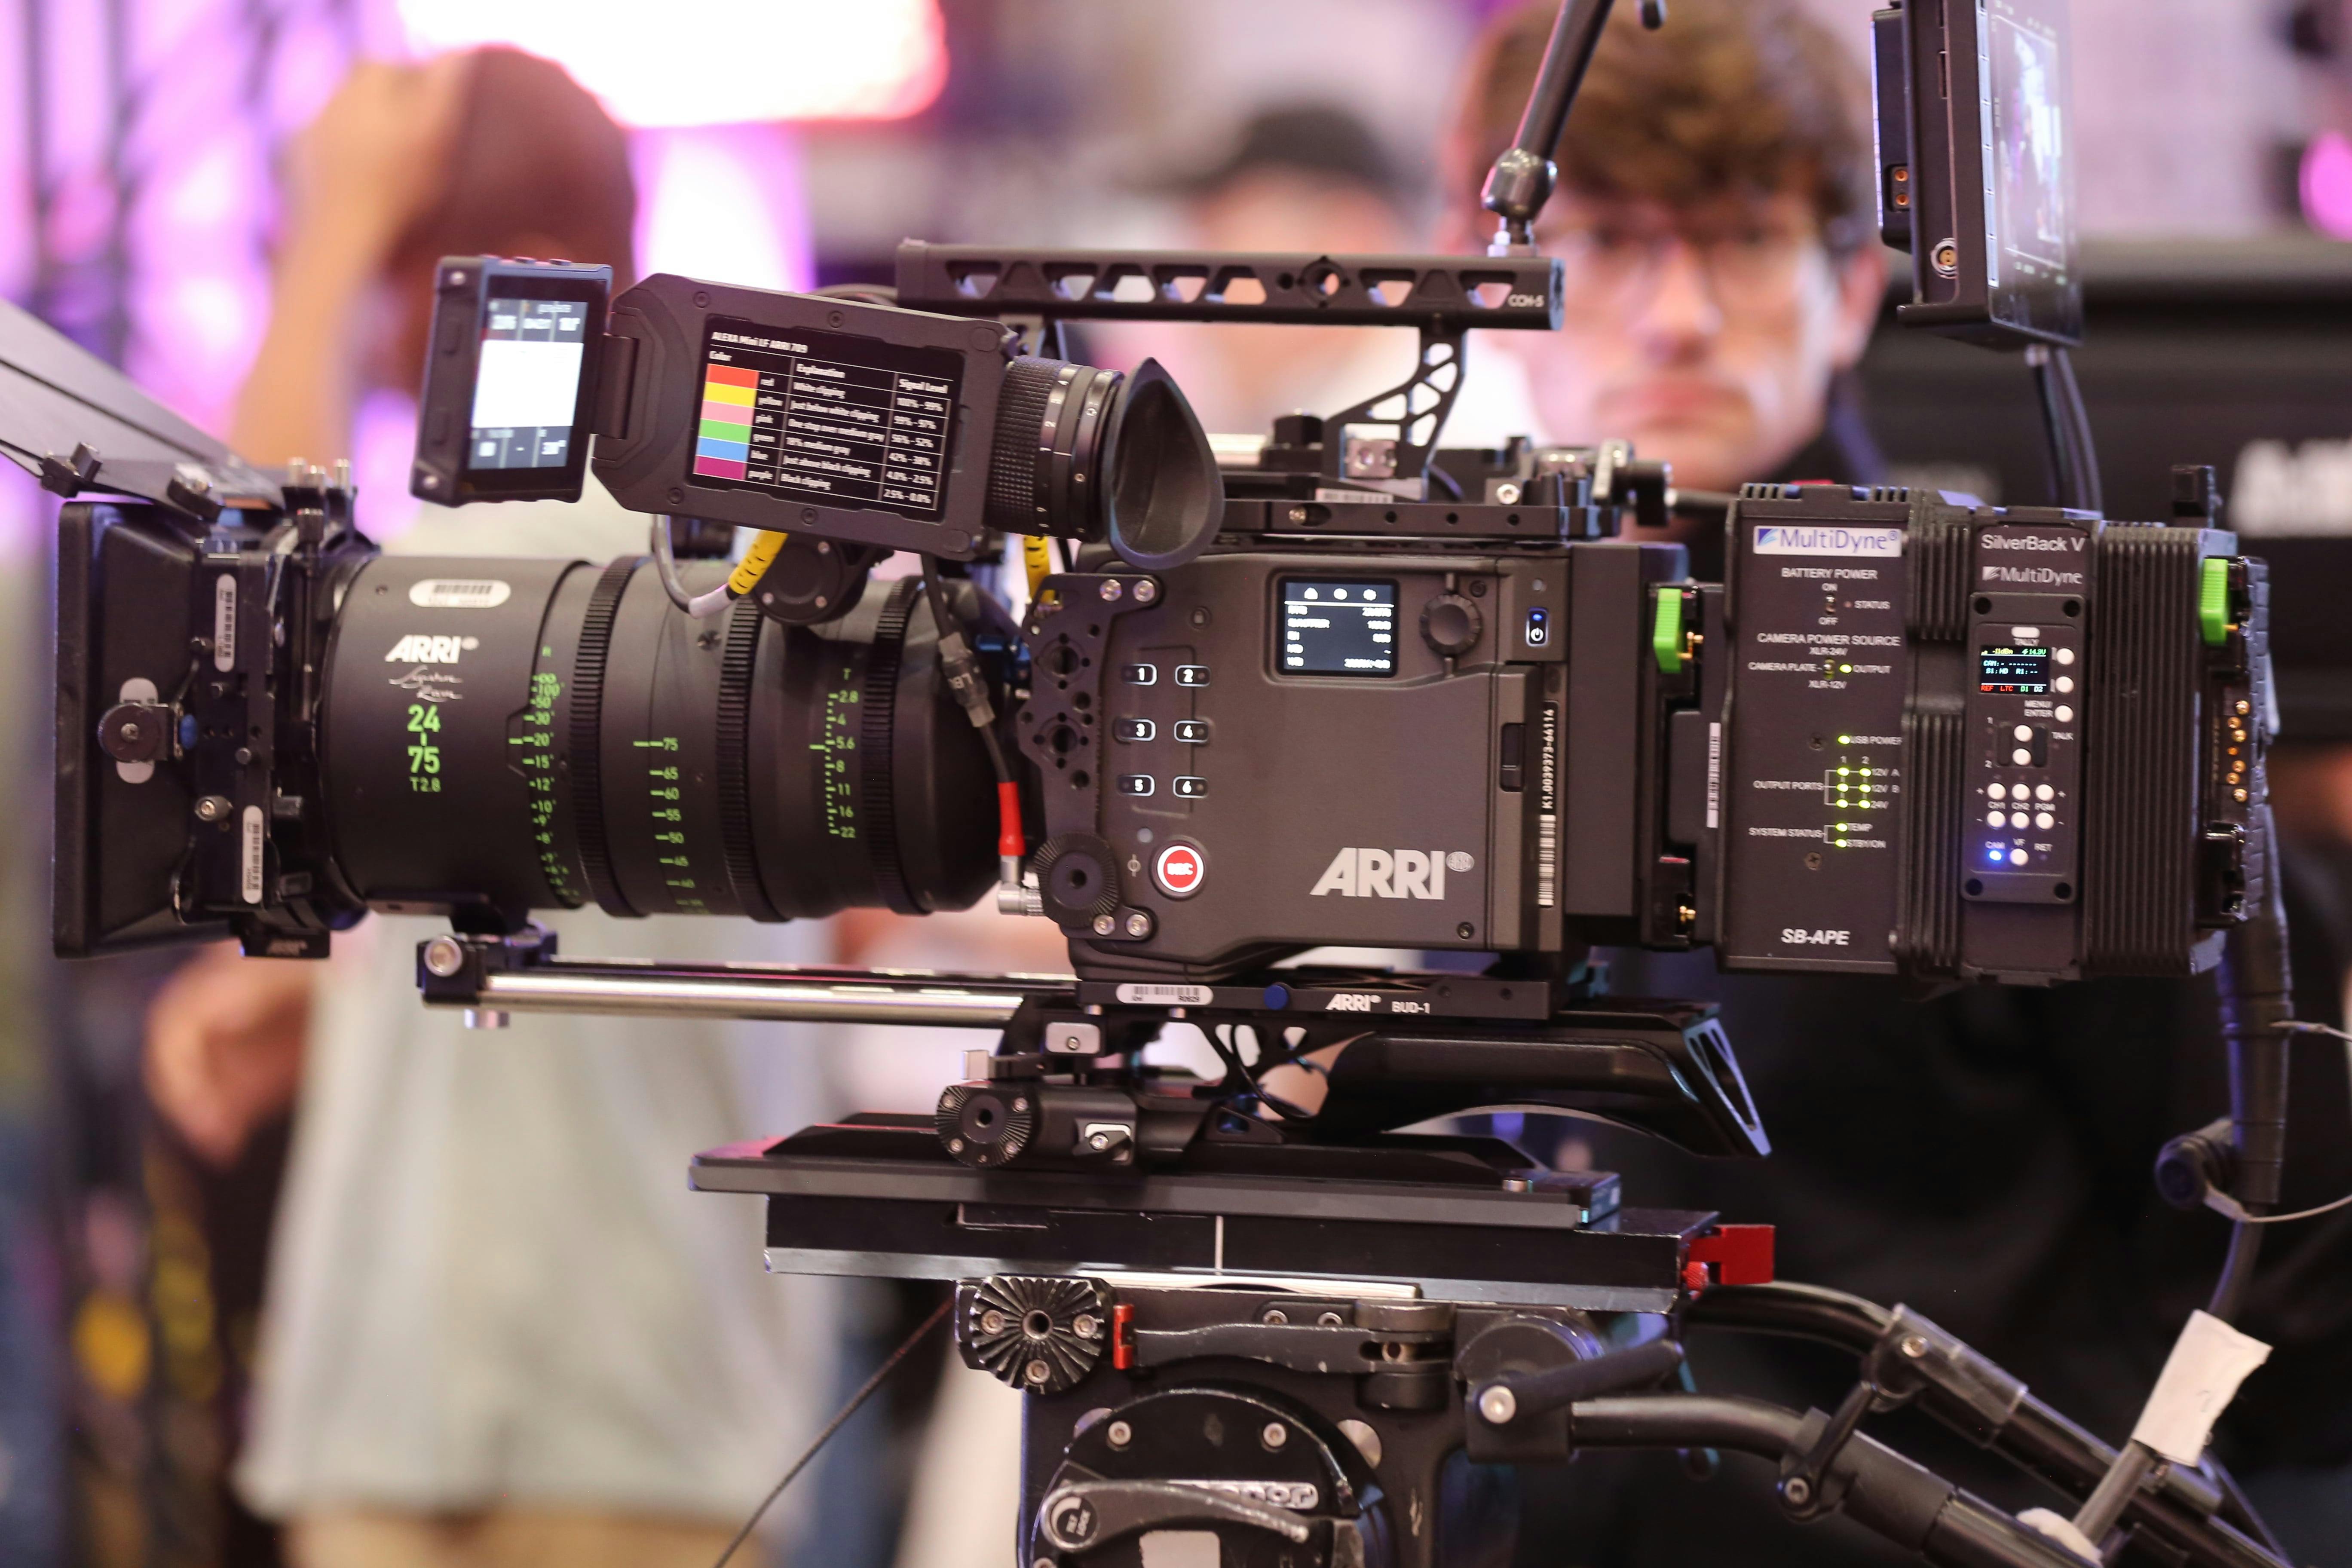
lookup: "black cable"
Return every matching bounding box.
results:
[919,557,1012,785]
[2210,804,2294,1323]
[1205,1024,1314,1121]
[2028,347,2083,511]
[2050,346,2102,515]
[1687,1283,2290,1568]
[2207,1217,2263,1324]
[711,1296,952,1568]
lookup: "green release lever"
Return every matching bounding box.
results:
[1652,588,1686,673]
[2199,558,2231,647]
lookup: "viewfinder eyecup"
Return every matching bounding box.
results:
[1101,357,1222,572]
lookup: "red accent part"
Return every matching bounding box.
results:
[1112,1302,1136,1370]
[1687,1224,1775,1285]
[1682,1262,1712,1294]
[1152,842,1206,897]
[997,781,1025,858]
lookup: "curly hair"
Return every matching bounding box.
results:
[1452,0,1875,251]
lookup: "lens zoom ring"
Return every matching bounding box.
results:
[860,579,922,915]
[715,598,782,922]
[984,355,1066,532]
[569,556,643,918]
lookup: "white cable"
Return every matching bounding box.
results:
[2205,1187,2352,1225]
[649,514,734,619]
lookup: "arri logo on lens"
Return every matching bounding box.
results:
[384,634,478,665]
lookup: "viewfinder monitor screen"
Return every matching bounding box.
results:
[1984,0,2076,328]
[467,297,589,472]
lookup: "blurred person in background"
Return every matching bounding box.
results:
[1445,6,2352,1566]
[1446,0,1886,574]
[1108,104,1424,436]
[142,50,836,1568]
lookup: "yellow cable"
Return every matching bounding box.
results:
[1022,534,1052,600]
[728,530,788,597]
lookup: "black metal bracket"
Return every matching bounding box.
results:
[40,441,99,496]
[1318,323,1468,487]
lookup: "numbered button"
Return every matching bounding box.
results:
[1117,775,1155,797]
[1122,663,1158,686]
[1115,718,1155,743]
[1173,776,1208,799]
[1174,665,1210,687]
[1173,720,1210,744]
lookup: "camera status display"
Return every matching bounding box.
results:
[466,297,588,471]
[688,316,961,519]
[1280,579,1397,677]
[1978,645,2052,694]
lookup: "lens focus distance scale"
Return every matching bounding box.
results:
[715,597,783,922]
[860,579,924,914]
[570,556,643,918]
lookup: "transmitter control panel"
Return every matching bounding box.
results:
[1964,625,2081,901]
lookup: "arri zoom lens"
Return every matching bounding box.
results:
[319,555,998,925]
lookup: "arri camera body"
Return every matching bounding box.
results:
[28,1,2304,1565]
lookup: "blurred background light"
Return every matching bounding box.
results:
[2302,129,2352,240]
[394,0,948,128]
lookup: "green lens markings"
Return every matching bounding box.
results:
[814,662,861,841]
[406,703,442,792]
[509,663,585,907]
[634,736,707,910]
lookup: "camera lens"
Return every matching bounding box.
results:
[985,354,1222,571]
[318,555,995,926]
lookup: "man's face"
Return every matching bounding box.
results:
[1497,190,1884,493]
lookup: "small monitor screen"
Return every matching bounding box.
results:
[686,315,963,519]
[1280,579,1397,677]
[466,297,589,471]
[1985,0,2074,307]
[1978,645,2052,694]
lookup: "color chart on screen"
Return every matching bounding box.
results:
[688,316,962,520]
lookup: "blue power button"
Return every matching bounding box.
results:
[1525,607,1550,647]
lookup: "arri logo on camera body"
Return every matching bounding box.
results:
[1310,848,1472,900]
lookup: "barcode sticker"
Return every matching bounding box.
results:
[1706,720,1722,830]
[1537,814,1559,908]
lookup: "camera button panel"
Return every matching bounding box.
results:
[1122,663,1158,686]
[1115,718,1155,743]
[1174,664,1210,687]
[1172,776,1207,799]
[1172,720,1210,744]
[1117,775,1156,797]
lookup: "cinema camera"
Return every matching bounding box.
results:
[29,1,2302,1565]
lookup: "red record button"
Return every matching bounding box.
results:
[1152,843,1206,898]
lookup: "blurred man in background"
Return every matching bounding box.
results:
[1448,0,1884,573]
[1439,6,2352,1566]
[144,50,835,1568]
[1086,104,1430,440]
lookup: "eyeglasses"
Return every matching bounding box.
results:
[1545,220,1821,311]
